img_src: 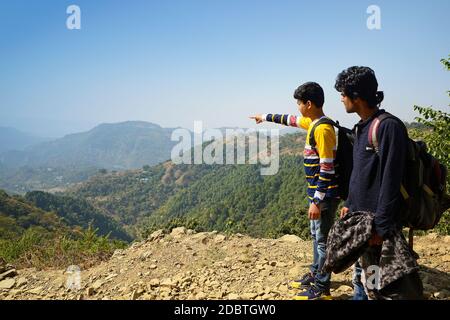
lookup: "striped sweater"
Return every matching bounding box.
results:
[262,113,339,203]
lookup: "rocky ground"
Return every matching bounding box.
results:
[1,228,449,300]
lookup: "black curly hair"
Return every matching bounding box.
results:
[293,82,324,108]
[335,66,384,108]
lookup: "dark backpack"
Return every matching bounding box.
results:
[368,112,450,247]
[309,117,354,201]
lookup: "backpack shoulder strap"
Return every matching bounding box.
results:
[368,112,398,153]
[309,117,337,149]
[369,112,411,200]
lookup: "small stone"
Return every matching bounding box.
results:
[433,291,449,299]
[269,261,277,267]
[131,289,144,300]
[112,249,125,258]
[92,280,103,290]
[214,235,227,243]
[170,227,187,237]
[16,277,27,288]
[196,292,207,299]
[139,251,152,261]
[228,293,240,300]
[278,284,289,293]
[241,292,258,300]
[86,287,95,296]
[105,273,118,282]
[426,233,438,240]
[0,278,15,289]
[336,285,353,292]
[148,229,165,241]
[238,255,251,263]
[149,264,157,270]
[0,269,17,281]
[279,234,302,243]
[209,291,224,299]
[28,286,44,295]
[160,278,177,288]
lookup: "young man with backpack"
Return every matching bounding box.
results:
[335,66,424,299]
[250,82,339,300]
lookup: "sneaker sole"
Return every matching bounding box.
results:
[289,282,312,290]
[293,295,333,301]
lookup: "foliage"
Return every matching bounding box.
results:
[410,56,450,235]
[0,190,127,269]
[141,155,311,239]
[0,225,126,270]
[24,191,132,241]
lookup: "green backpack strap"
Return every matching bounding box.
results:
[309,117,337,149]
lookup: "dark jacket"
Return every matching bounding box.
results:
[345,109,408,238]
[323,211,420,290]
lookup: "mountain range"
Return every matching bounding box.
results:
[0,121,178,170]
[0,127,49,154]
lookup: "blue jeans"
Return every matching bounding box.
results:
[352,261,368,300]
[309,198,339,291]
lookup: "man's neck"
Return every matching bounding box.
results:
[357,106,379,121]
[308,110,325,121]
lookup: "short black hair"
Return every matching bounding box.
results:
[334,66,384,108]
[293,82,324,108]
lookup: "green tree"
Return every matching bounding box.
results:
[410,55,450,234]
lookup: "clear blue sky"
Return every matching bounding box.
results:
[0,0,449,137]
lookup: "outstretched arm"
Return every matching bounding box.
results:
[249,114,310,129]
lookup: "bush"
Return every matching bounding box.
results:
[410,55,450,235]
[0,225,126,270]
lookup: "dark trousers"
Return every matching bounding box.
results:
[360,245,424,300]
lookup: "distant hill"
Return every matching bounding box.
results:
[0,127,48,153]
[0,166,100,195]
[0,121,179,170]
